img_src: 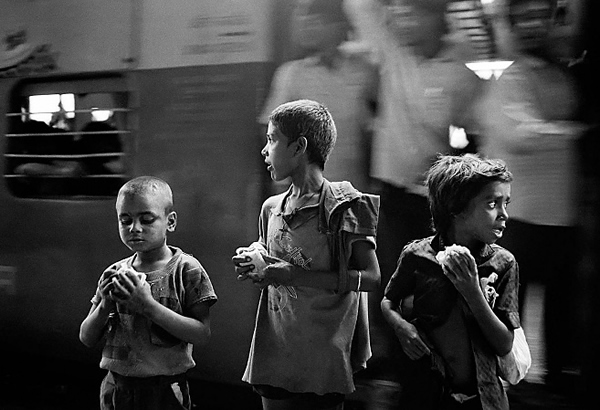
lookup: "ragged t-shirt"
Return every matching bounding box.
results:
[384,235,520,410]
[242,181,378,395]
[92,246,217,377]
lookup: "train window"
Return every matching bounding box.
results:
[3,74,132,199]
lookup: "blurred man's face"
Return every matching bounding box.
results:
[385,0,446,52]
[511,0,553,53]
[386,2,419,47]
[292,4,348,52]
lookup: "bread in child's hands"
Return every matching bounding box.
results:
[116,265,146,282]
[237,246,268,280]
[436,244,472,267]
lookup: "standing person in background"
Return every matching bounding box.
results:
[479,0,586,391]
[345,0,486,377]
[258,0,378,194]
[233,100,380,410]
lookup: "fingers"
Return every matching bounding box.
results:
[122,269,142,285]
[401,337,431,360]
[234,264,254,276]
[447,249,476,268]
[99,268,119,297]
[99,267,118,285]
[235,246,251,255]
[233,248,272,287]
[443,251,475,277]
[232,254,253,267]
[110,270,144,299]
[117,271,135,290]
[110,276,129,299]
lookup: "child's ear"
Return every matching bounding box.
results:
[167,211,177,232]
[295,137,308,155]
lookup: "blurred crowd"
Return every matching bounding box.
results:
[259,0,599,406]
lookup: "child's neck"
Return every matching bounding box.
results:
[290,167,324,198]
[443,232,484,255]
[133,244,173,273]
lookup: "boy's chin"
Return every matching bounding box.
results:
[124,242,150,253]
[272,175,291,184]
[491,230,504,242]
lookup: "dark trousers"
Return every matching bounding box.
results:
[100,371,191,410]
[392,355,481,410]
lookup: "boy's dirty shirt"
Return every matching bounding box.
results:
[243,182,377,395]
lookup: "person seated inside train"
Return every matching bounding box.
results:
[10,119,84,177]
[76,120,124,175]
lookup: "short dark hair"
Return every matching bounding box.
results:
[425,154,513,234]
[117,176,174,214]
[269,99,337,169]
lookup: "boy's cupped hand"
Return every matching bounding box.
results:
[232,248,293,289]
[109,268,153,313]
[98,267,119,309]
[232,245,270,287]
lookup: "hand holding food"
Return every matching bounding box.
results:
[116,265,146,282]
[233,244,270,283]
[436,244,473,269]
[237,247,268,279]
[436,244,479,296]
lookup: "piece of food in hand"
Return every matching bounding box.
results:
[435,250,446,265]
[238,247,268,280]
[436,244,472,266]
[117,265,146,282]
[436,244,473,276]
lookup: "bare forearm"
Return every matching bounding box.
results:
[381,297,409,333]
[79,303,111,348]
[464,290,513,355]
[142,301,210,346]
[282,267,379,292]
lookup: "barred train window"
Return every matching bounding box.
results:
[3,74,132,199]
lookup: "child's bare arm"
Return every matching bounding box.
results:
[260,256,339,290]
[79,268,118,347]
[381,296,430,360]
[443,249,513,356]
[111,270,211,346]
[256,240,380,292]
[347,240,380,291]
[79,302,112,348]
[145,300,211,347]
